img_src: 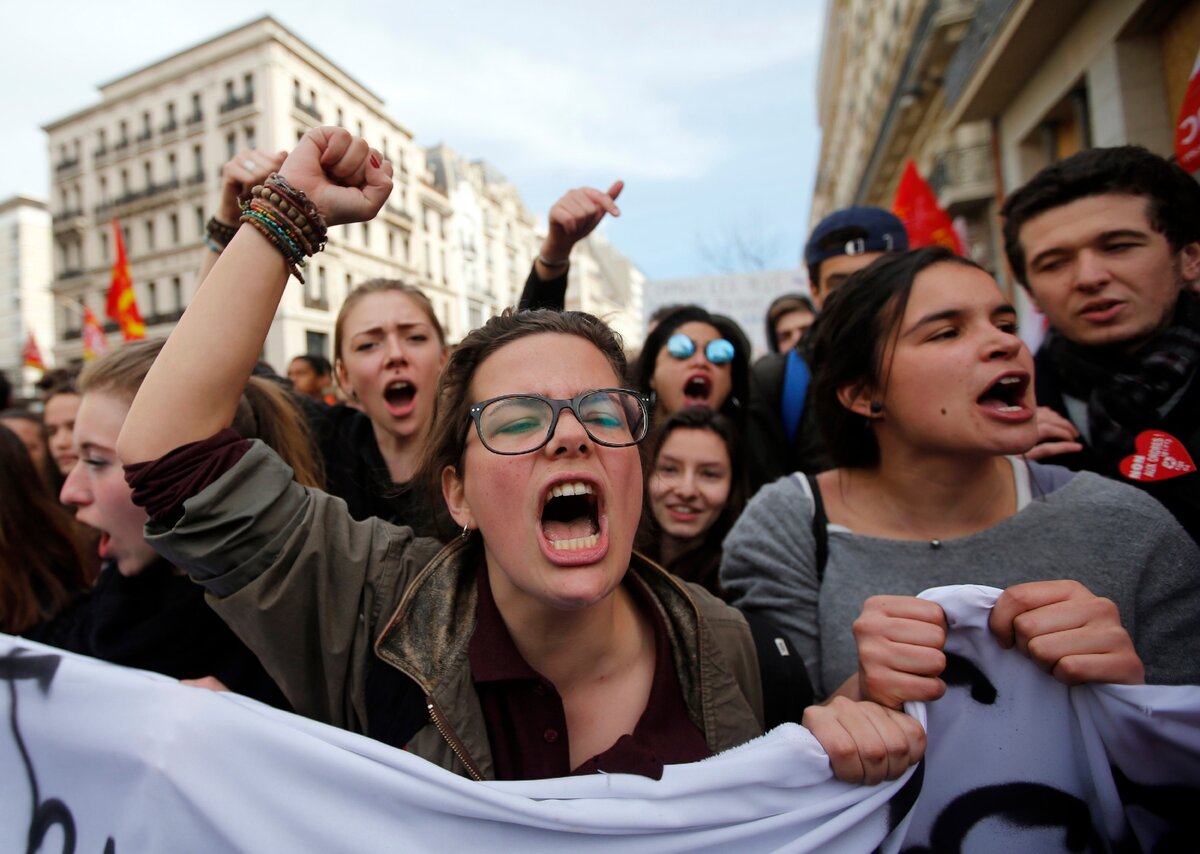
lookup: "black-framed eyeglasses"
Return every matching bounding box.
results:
[468,388,651,455]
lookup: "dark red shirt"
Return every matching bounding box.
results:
[470,563,710,781]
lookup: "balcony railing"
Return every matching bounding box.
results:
[219,93,255,114]
[303,292,329,311]
[136,130,153,144]
[186,110,204,125]
[929,143,994,206]
[54,157,81,174]
[53,208,84,223]
[293,96,322,122]
[160,120,178,135]
[185,169,205,187]
[114,137,129,151]
[93,177,182,216]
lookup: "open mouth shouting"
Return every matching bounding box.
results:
[682,375,713,408]
[976,372,1034,422]
[537,477,609,564]
[383,380,417,418]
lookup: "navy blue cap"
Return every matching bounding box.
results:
[805,206,909,269]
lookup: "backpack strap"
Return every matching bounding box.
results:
[742,609,815,728]
[781,349,811,444]
[804,472,829,583]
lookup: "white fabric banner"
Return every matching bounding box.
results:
[1,585,1195,853]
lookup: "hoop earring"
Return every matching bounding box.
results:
[460,524,471,541]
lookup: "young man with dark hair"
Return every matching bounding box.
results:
[1002,145,1200,541]
[764,294,817,354]
[747,208,909,489]
[287,354,334,402]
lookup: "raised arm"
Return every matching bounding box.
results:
[195,148,288,286]
[519,181,623,310]
[118,128,392,465]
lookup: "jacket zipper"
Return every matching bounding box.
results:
[427,698,483,781]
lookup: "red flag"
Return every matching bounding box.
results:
[106,219,145,340]
[82,305,110,360]
[22,332,46,371]
[892,160,965,255]
[1175,47,1200,173]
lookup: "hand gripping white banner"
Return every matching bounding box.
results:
[1,585,1196,853]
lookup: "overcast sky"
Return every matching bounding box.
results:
[2,1,823,279]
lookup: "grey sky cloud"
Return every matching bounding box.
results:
[3,0,823,277]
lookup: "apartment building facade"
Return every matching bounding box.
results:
[40,16,650,373]
[812,0,1197,300]
[0,196,54,396]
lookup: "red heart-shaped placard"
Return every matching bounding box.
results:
[1119,430,1195,482]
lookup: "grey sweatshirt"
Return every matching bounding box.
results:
[720,465,1200,697]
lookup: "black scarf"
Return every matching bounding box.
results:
[1044,291,1200,463]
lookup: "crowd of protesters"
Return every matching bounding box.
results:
[0,131,1196,801]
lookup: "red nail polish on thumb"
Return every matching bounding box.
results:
[370,154,381,169]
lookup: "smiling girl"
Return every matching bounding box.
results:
[636,407,746,598]
[721,247,1200,704]
[116,127,927,784]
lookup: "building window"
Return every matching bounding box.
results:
[225,80,235,101]
[387,229,395,257]
[167,152,177,181]
[98,175,108,203]
[195,205,205,235]
[243,73,254,100]
[356,121,364,137]
[226,132,237,159]
[361,222,370,248]
[144,161,153,189]
[122,225,131,252]
[190,92,202,122]
[120,169,129,195]
[336,108,344,126]
[172,276,184,312]
[99,230,109,261]
[145,219,155,251]
[168,212,179,244]
[245,125,256,149]
[146,280,158,318]
[306,330,329,359]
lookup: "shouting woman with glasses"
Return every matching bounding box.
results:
[115,127,924,784]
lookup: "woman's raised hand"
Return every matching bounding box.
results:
[990,580,1145,685]
[853,595,949,709]
[278,127,393,226]
[217,149,288,225]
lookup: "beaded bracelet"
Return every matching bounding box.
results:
[239,175,329,283]
[205,217,239,249]
[241,209,308,282]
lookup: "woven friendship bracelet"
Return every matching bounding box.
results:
[240,175,329,283]
[240,209,308,283]
[245,199,316,256]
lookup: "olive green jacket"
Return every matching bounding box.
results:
[147,441,765,780]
